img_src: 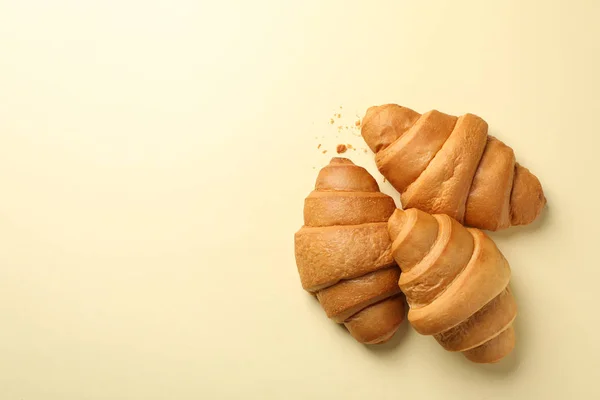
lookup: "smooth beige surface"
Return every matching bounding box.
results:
[0,1,599,399]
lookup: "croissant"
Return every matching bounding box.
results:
[387,207,517,363]
[362,104,546,231]
[294,157,406,344]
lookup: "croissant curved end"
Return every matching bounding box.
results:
[510,164,546,226]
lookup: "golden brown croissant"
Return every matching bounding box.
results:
[294,157,406,344]
[388,207,517,363]
[362,104,546,231]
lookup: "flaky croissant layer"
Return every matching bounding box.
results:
[362,104,546,231]
[388,208,517,363]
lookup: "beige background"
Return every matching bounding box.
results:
[0,0,598,399]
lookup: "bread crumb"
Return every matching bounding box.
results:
[363,149,368,153]
[383,177,387,183]
[322,150,327,154]
[347,144,353,149]
[335,113,341,118]
[317,144,321,149]
[329,118,334,124]
[355,119,361,127]
[336,144,347,154]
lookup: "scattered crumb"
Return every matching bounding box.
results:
[383,177,387,183]
[363,149,368,153]
[347,144,353,149]
[322,150,327,154]
[335,113,341,118]
[355,119,361,127]
[336,144,347,154]
[329,118,334,124]
[317,144,322,149]
[339,106,343,109]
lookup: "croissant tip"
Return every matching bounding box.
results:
[328,157,354,165]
